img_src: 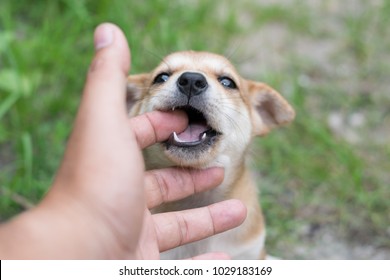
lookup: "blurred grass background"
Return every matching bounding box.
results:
[1,0,389,259]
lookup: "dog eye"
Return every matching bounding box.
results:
[219,77,237,89]
[153,72,170,84]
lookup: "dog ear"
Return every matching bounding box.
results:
[127,73,150,111]
[247,80,295,136]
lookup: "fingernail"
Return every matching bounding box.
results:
[94,24,114,50]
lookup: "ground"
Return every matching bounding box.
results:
[231,0,390,259]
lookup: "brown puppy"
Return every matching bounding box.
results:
[127,51,295,259]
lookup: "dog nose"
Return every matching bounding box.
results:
[177,72,208,97]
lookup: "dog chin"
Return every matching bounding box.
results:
[163,141,219,168]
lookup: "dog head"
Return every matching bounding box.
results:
[127,51,295,169]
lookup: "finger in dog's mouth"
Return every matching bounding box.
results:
[165,105,220,148]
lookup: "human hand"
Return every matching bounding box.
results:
[0,23,246,259]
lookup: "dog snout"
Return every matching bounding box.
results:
[177,72,208,98]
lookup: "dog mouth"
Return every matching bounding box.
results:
[166,106,220,148]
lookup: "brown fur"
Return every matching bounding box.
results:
[127,51,295,259]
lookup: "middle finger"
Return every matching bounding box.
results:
[144,167,224,209]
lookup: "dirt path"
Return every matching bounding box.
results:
[231,0,390,259]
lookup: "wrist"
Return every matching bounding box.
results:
[0,195,121,259]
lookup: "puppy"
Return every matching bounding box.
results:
[127,51,295,259]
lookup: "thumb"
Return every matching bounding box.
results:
[56,23,141,188]
[81,23,131,122]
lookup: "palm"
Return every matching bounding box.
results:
[134,210,161,259]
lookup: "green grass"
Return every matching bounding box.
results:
[0,0,240,217]
[1,0,389,258]
[244,0,390,256]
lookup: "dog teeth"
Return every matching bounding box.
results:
[173,132,182,142]
[171,131,208,146]
[173,132,200,143]
[172,107,175,111]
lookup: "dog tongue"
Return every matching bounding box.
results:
[175,123,209,142]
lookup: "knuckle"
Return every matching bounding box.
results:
[175,213,190,246]
[152,171,169,204]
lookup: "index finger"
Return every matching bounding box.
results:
[128,110,188,149]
